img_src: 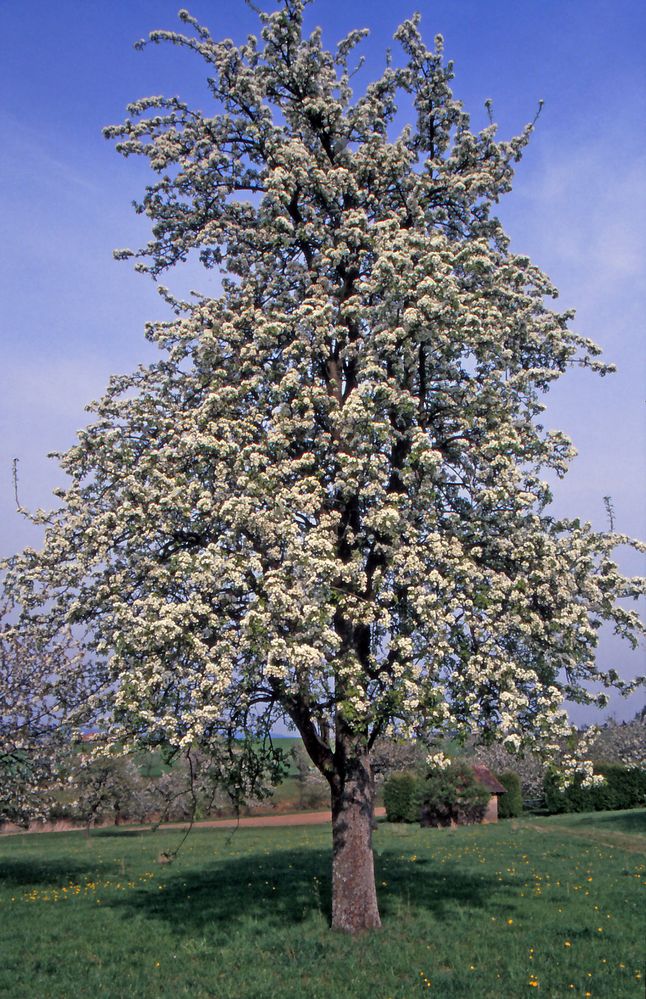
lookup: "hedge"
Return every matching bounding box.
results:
[495,771,523,818]
[543,763,646,814]
[383,772,420,823]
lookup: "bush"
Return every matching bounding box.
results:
[543,764,646,814]
[383,772,421,822]
[597,764,646,810]
[496,771,523,818]
[419,761,490,827]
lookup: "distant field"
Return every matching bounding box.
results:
[134,736,303,780]
[1,810,644,998]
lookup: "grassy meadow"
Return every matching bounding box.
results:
[1,810,644,998]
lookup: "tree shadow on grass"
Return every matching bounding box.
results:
[573,809,646,835]
[0,858,97,888]
[90,827,156,838]
[106,845,507,934]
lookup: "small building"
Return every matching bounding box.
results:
[472,764,507,823]
[418,762,507,828]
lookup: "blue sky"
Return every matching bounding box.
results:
[1,1,644,721]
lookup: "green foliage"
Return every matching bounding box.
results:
[420,761,490,827]
[383,772,421,822]
[0,813,644,997]
[496,771,523,818]
[543,764,646,814]
[384,762,501,826]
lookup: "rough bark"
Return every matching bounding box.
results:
[330,749,381,933]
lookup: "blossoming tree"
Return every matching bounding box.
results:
[0,614,87,826]
[4,1,644,931]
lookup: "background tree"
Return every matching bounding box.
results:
[370,735,426,781]
[0,612,88,826]
[60,744,231,830]
[587,712,646,767]
[61,752,147,833]
[473,740,546,802]
[291,741,329,808]
[3,1,644,931]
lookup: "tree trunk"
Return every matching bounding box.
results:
[330,749,381,933]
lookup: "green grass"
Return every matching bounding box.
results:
[1,811,644,998]
[87,736,303,781]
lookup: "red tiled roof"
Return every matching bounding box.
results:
[472,764,507,794]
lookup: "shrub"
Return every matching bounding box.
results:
[495,771,523,818]
[596,764,646,810]
[419,761,489,827]
[543,764,646,814]
[383,772,421,822]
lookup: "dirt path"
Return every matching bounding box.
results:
[150,806,386,831]
[1,807,386,837]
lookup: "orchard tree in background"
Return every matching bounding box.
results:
[3,1,645,931]
[587,712,646,767]
[0,613,88,826]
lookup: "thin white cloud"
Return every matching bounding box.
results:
[506,132,646,308]
[0,120,100,197]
